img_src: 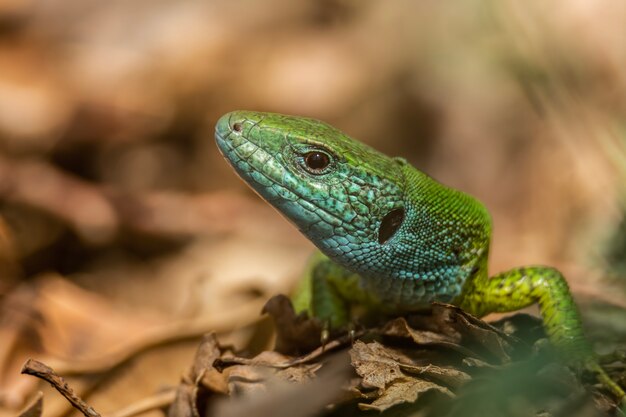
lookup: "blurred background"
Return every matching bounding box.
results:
[0,0,625,416]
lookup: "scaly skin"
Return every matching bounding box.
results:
[215,110,625,400]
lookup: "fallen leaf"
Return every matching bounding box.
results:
[399,364,470,389]
[350,341,412,390]
[431,304,518,363]
[382,317,479,359]
[193,334,228,395]
[261,295,322,355]
[360,376,453,412]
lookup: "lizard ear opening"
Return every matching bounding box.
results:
[378,208,405,244]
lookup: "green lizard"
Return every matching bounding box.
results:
[214,110,625,399]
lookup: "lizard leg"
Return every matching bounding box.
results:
[458,266,625,399]
[291,251,351,329]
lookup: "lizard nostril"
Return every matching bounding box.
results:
[233,122,243,132]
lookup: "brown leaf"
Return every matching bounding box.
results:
[383,317,458,345]
[213,354,350,417]
[0,156,118,244]
[169,334,228,417]
[276,363,321,383]
[399,364,470,389]
[22,274,161,360]
[167,383,200,417]
[223,350,293,396]
[261,295,322,355]
[350,341,412,389]
[382,317,480,359]
[194,334,229,394]
[350,340,468,411]
[431,304,516,363]
[359,376,453,412]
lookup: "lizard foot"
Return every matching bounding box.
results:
[584,359,625,405]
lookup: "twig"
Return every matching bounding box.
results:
[106,389,177,417]
[21,359,100,417]
[213,331,361,372]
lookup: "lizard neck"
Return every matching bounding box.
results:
[354,163,492,306]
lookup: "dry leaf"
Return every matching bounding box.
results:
[261,295,323,355]
[360,376,453,412]
[350,341,413,390]
[399,364,470,389]
[350,340,468,411]
[193,334,228,395]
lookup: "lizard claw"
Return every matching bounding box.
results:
[319,318,360,351]
[347,320,358,345]
[320,319,330,352]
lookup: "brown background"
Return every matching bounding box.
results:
[0,1,625,416]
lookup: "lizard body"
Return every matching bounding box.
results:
[215,110,624,399]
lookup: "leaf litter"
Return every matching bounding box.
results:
[19,296,626,417]
[160,297,625,417]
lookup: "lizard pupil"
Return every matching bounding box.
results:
[378,208,405,244]
[304,152,330,171]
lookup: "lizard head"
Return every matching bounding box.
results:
[215,110,409,274]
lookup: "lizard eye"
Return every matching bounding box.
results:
[378,208,405,244]
[302,151,331,174]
